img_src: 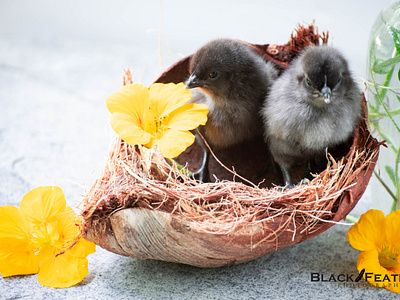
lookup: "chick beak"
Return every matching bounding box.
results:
[321,85,331,104]
[186,74,204,89]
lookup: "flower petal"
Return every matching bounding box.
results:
[57,206,96,256]
[388,262,400,278]
[19,186,66,225]
[36,228,95,288]
[347,209,386,251]
[106,83,150,117]
[107,84,157,142]
[358,249,400,293]
[56,207,80,248]
[149,83,192,119]
[385,210,400,249]
[0,205,31,239]
[68,237,96,258]
[110,113,153,145]
[155,129,195,158]
[164,103,209,130]
[0,237,39,277]
[38,250,89,288]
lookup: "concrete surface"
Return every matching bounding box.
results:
[0,0,398,299]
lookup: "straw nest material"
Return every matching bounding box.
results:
[79,24,381,268]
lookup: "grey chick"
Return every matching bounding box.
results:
[262,45,362,188]
[186,38,278,182]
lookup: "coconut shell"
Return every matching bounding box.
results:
[79,24,381,268]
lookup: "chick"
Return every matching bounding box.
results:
[262,45,362,188]
[186,38,278,182]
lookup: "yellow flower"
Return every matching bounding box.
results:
[0,186,96,288]
[347,209,400,293]
[36,207,95,288]
[106,82,209,158]
[0,206,38,277]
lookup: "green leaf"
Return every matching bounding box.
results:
[372,59,391,74]
[389,25,400,53]
[374,93,384,108]
[375,108,400,117]
[372,55,400,74]
[397,146,400,165]
[368,40,377,69]
[375,126,396,152]
[384,165,397,187]
[386,107,400,116]
[367,101,377,112]
[395,147,400,203]
[398,68,400,82]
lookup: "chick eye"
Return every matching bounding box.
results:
[305,77,312,87]
[209,71,219,79]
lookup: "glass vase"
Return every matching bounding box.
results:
[367,0,400,214]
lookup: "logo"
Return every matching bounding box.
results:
[310,271,362,283]
[354,268,365,282]
[311,269,400,289]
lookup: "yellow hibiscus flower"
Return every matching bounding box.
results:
[347,209,400,293]
[0,186,96,288]
[106,82,209,158]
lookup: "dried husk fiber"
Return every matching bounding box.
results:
[79,24,381,268]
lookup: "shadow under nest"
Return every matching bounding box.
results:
[79,24,381,268]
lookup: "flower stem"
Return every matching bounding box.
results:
[167,158,193,176]
[395,147,400,209]
[345,214,359,223]
[374,170,399,212]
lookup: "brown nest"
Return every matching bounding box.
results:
[79,24,381,268]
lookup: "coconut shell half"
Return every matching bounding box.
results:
[79,24,380,268]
